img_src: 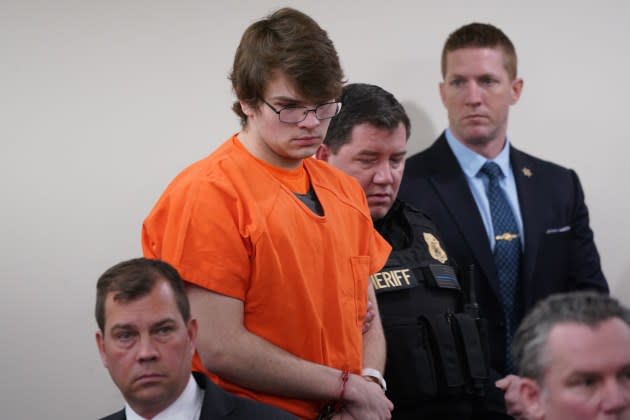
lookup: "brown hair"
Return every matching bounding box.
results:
[441,22,518,79]
[95,258,190,332]
[230,7,344,127]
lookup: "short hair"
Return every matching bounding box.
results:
[95,258,191,332]
[441,22,518,80]
[323,83,410,153]
[230,7,345,127]
[512,291,630,383]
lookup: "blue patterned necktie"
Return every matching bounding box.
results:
[480,161,521,374]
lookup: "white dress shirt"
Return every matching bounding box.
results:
[125,374,204,420]
[444,128,525,249]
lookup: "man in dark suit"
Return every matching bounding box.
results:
[398,23,608,418]
[95,258,294,420]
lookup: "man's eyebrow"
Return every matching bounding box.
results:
[109,323,135,332]
[151,318,178,329]
[355,150,379,157]
[618,364,630,372]
[355,150,407,157]
[109,318,177,332]
[565,370,600,379]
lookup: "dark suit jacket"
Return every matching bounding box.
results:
[399,133,608,377]
[99,372,296,420]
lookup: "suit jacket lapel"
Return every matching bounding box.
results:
[106,409,126,420]
[428,135,501,297]
[196,372,234,419]
[510,147,543,302]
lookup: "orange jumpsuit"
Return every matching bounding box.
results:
[142,135,391,419]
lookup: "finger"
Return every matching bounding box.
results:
[495,374,516,389]
[495,378,508,389]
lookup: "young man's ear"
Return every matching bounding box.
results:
[239,100,256,118]
[315,144,331,162]
[519,377,545,420]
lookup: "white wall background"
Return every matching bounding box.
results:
[1,1,628,418]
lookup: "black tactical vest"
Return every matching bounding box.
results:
[373,203,489,410]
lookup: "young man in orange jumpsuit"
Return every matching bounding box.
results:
[142,8,393,420]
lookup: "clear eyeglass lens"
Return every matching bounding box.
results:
[279,108,306,123]
[278,102,339,123]
[316,102,340,119]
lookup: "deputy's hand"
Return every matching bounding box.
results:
[362,301,375,334]
[496,374,528,419]
[343,374,393,420]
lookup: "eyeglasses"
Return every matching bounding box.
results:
[262,100,342,124]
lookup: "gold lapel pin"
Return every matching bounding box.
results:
[522,167,532,177]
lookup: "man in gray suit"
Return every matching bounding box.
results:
[95,258,294,420]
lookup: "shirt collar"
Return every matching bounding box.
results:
[444,128,512,178]
[124,374,204,420]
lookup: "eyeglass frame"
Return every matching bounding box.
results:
[262,99,343,124]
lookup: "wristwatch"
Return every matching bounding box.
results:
[361,368,387,391]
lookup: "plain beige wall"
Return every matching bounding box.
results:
[1,0,628,418]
